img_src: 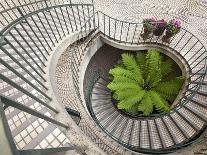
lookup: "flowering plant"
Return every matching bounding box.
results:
[154,19,167,29]
[143,18,156,32]
[166,19,181,34]
[153,19,167,36]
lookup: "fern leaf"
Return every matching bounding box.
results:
[138,93,153,116]
[107,82,141,91]
[116,89,140,100]
[154,76,184,101]
[150,91,170,113]
[122,53,138,71]
[121,53,143,84]
[161,58,173,78]
[117,90,145,109]
[145,48,162,87]
[136,52,146,78]
[113,76,137,84]
[109,67,135,80]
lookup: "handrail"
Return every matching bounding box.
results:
[0,3,94,36]
[0,0,94,30]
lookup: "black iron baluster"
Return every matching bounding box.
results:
[41,11,58,42]
[81,5,86,24]
[30,15,53,50]
[113,20,117,40]
[0,58,51,100]
[0,46,47,88]
[87,5,91,28]
[47,8,62,40]
[65,6,74,32]
[76,5,82,29]
[187,47,204,62]
[54,7,65,37]
[36,13,56,46]
[4,34,46,81]
[173,31,187,49]
[71,5,78,31]
[8,32,45,74]
[125,23,130,44]
[17,0,27,14]
[19,23,48,61]
[138,120,141,147]
[103,14,105,36]
[189,54,206,68]
[60,7,69,34]
[13,27,46,66]
[1,2,16,20]
[179,34,194,52]
[25,18,50,55]
[108,17,111,38]
[131,24,137,45]
[0,4,10,24]
[137,26,143,44]
[120,22,124,42]
[183,40,199,57]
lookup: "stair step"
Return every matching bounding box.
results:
[162,116,186,144]
[140,120,150,149]
[130,120,140,147]
[148,119,162,149]
[155,118,174,148]
[170,112,196,138]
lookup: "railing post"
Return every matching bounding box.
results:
[0,33,7,46]
[16,7,26,23]
[44,0,50,12]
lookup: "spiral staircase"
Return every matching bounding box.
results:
[0,0,207,155]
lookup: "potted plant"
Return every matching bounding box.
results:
[153,19,167,36]
[141,18,156,39]
[162,19,181,43]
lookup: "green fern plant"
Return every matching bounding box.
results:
[107,48,184,116]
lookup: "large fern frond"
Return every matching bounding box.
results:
[117,90,145,109]
[138,93,153,116]
[121,53,143,84]
[107,82,141,91]
[109,67,142,83]
[122,53,138,71]
[115,88,140,100]
[145,48,162,87]
[136,52,146,79]
[150,91,170,113]
[113,76,137,84]
[154,76,184,101]
[161,58,173,79]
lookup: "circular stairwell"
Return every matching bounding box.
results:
[0,0,207,155]
[82,42,207,153]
